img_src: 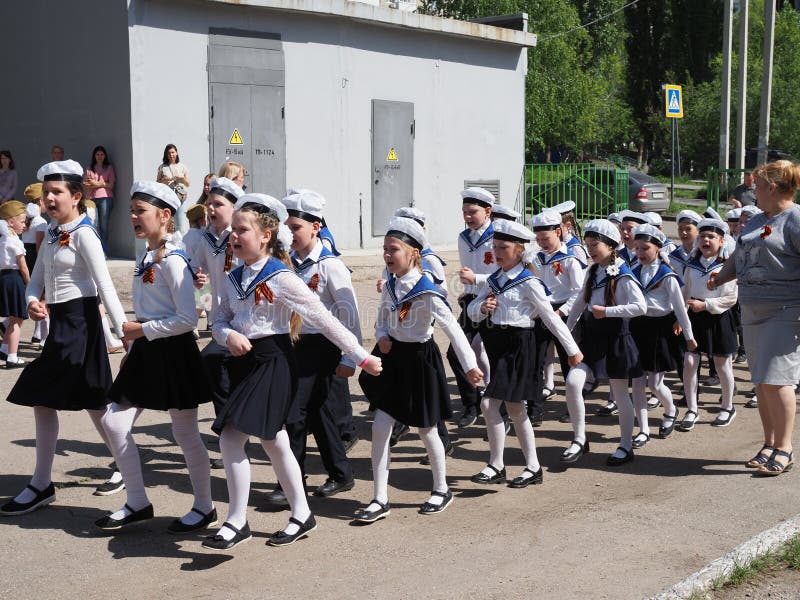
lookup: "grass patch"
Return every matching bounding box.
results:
[665,200,700,215]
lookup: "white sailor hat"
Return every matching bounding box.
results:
[703,206,724,221]
[698,218,729,236]
[130,181,181,214]
[619,209,649,224]
[25,202,41,219]
[287,187,312,196]
[209,177,244,204]
[726,208,742,222]
[549,200,575,215]
[676,209,702,225]
[282,190,325,222]
[460,187,495,208]
[490,204,521,221]
[386,216,427,250]
[234,193,288,223]
[530,210,562,231]
[37,160,83,184]
[633,223,666,247]
[493,219,534,243]
[644,211,663,227]
[741,205,762,217]
[394,206,426,226]
[584,219,622,246]
[607,212,622,224]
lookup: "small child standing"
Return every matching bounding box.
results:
[669,210,702,274]
[181,203,212,324]
[0,201,31,367]
[617,210,649,269]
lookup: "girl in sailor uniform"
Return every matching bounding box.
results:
[0,201,31,368]
[618,210,649,269]
[644,212,678,255]
[562,219,647,467]
[669,210,702,274]
[1,160,127,516]
[94,182,216,532]
[530,209,586,423]
[182,202,212,324]
[355,218,482,522]
[677,218,739,431]
[467,220,581,487]
[202,194,381,550]
[628,224,695,447]
[549,200,589,265]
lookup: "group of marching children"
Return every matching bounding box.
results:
[0,160,751,551]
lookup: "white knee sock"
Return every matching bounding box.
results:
[87,407,122,483]
[169,409,213,524]
[261,430,310,535]
[611,379,634,454]
[683,352,701,415]
[479,396,506,475]
[506,401,541,474]
[544,342,557,391]
[419,426,447,505]
[15,407,59,503]
[632,376,649,434]
[564,364,589,450]
[217,426,251,541]
[101,403,148,519]
[715,355,735,410]
[367,409,394,512]
[649,372,676,423]
[473,334,490,385]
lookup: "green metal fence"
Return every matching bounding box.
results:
[706,167,747,212]
[522,163,629,223]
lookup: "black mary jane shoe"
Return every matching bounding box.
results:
[352,499,391,524]
[267,514,317,547]
[631,432,650,449]
[658,412,679,439]
[314,477,355,497]
[95,503,154,530]
[202,521,252,550]
[508,467,543,489]
[470,464,506,484]
[419,489,454,515]
[167,507,218,534]
[606,447,635,467]
[0,482,56,516]
[676,410,698,432]
[597,402,619,416]
[560,439,590,464]
[711,407,737,428]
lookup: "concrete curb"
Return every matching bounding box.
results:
[648,514,800,599]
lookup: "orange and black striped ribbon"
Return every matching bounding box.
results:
[308,273,320,292]
[58,231,71,247]
[254,281,274,305]
[398,301,412,322]
[224,243,233,273]
[142,267,155,284]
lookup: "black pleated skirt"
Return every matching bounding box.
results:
[630,313,684,373]
[688,308,738,356]
[359,337,452,428]
[289,333,342,420]
[7,296,111,410]
[0,269,28,319]
[481,323,538,403]
[577,311,642,380]
[211,334,299,440]
[109,332,213,410]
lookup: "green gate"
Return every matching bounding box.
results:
[523,163,629,223]
[706,167,748,212]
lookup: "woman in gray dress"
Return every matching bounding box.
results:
[713,160,800,476]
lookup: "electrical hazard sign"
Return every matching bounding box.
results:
[229,129,244,145]
[664,85,683,119]
[387,148,398,161]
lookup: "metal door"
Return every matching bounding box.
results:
[210,82,252,185]
[250,84,285,198]
[372,100,414,235]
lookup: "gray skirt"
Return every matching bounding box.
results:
[740,301,800,386]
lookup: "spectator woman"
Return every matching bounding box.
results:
[156,144,190,233]
[0,150,18,201]
[83,146,116,247]
[713,160,800,476]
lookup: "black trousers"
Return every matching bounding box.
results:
[200,340,232,417]
[328,375,358,442]
[446,294,482,413]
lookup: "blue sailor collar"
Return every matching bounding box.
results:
[421,258,444,286]
[228,257,289,300]
[619,246,639,267]
[593,260,640,289]
[685,255,725,275]
[459,222,494,252]
[202,226,231,256]
[292,240,336,273]
[536,244,586,268]
[386,271,448,312]
[135,246,198,280]
[633,262,682,292]
[565,235,582,249]
[668,246,691,266]
[420,247,447,267]
[48,214,99,244]
[488,265,547,295]
[319,226,341,257]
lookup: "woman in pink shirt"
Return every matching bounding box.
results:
[83,146,116,248]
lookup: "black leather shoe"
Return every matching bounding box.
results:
[631,432,650,449]
[209,458,224,469]
[540,387,555,401]
[5,360,26,369]
[734,351,747,364]
[470,464,506,484]
[606,447,634,467]
[95,503,154,530]
[202,521,252,550]
[267,514,317,547]
[314,477,355,497]
[701,375,720,386]
[659,412,678,439]
[0,482,55,516]
[167,507,218,534]
[342,436,359,454]
[352,499,390,524]
[530,412,544,427]
[597,402,619,416]
[508,467,543,488]
[560,439,589,464]
[389,423,410,447]
[264,484,289,508]
[458,410,478,428]
[419,489,453,515]
[420,439,454,465]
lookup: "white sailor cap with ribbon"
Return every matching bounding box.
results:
[460,187,495,208]
[394,206,426,226]
[698,218,729,236]
[726,208,742,222]
[209,177,244,204]
[530,210,562,231]
[492,219,534,243]
[385,216,427,250]
[584,219,622,246]
[676,209,702,225]
[234,193,288,223]
[741,205,762,217]
[490,204,521,222]
[549,200,575,215]
[703,206,724,221]
[37,160,83,184]
[130,181,181,214]
[633,223,666,247]
[644,211,663,227]
[607,212,622,224]
[282,190,325,222]
[619,209,649,224]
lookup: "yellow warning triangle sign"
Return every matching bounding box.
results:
[229,129,244,145]
[387,148,398,161]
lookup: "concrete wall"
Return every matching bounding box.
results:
[0,1,134,257]
[129,0,527,251]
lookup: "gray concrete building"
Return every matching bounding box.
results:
[1,0,535,257]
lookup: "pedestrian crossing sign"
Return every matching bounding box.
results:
[665,84,683,118]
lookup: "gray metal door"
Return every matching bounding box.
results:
[372,100,414,235]
[208,32,285,198]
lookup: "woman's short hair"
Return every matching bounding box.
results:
[162,144,180,165]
